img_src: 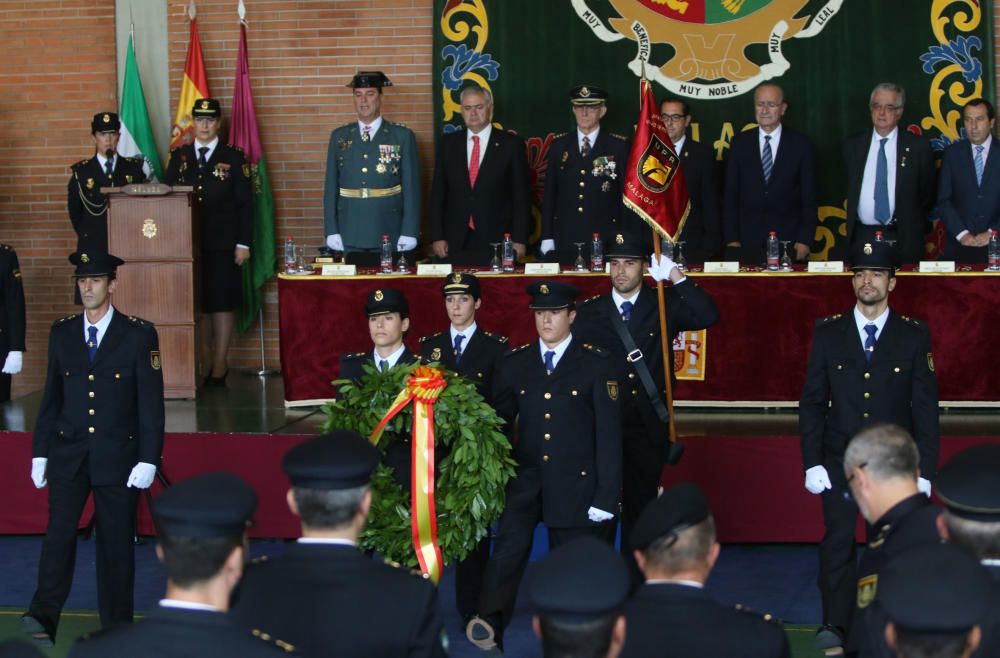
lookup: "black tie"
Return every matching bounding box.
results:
[104,157,113,178]
[87,326,98,364]
[454,334,466,364]
[379,359,389,373]
[198,146,209,168]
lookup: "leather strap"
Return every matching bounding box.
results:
[609,306,670,424]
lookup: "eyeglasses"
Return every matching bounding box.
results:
[846,461,868,485]
[870,103,902,113]
[660,113,687,123]
[755,101,782,109]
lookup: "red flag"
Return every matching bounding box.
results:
[170,3,210,150]
[623,78,690,242]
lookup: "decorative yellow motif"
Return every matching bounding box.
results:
[441,0,492,123]
[812,203,848,261]
[920,0,983,142]
[142,218,157,240]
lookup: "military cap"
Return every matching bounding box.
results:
[877,543,991,636]
[68,252,125,278]
[191,98,221,118]
[528,536,629,622]
[153,472,257,538]
[283,430,379,490]
[630,481,710,550]
[605,232,649,260]
[91,112,120,133]
[441,272,481,300]
[849,239,897,272]
[348,71,392,89]
[526,280,580,310]
[365,287,409,317]
[570,85,609,106]
[936,444,1000,521]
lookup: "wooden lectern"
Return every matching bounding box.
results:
[103,184,198,399]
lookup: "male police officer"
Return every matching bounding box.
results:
[0,243,26,401]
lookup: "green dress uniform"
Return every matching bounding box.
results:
[67,155,147,253]
[0,244,26,401]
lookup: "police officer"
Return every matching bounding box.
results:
[22,252,164,646]
[0,244,26,401]
[230,431,447,658]
[339,287,419,383]
[324,71,420,264]
[539,85,631,265]
[67,113,147,254]
[799,239,939,652]
[468,281,622,652]
[68,473,296,658]
[163,98,252,387]
[622,482,789,658]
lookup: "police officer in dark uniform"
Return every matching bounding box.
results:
[539,85,632,265]
[338,287,419,384]
[67,113,147,254]
[231,431,447,658]
[163,98,252,387]
[799,240,939,652]
[69,473,296,658]
[0,244,26,401]
[622,482,789,658]
[22,252,164,646]
[468,281,622,651]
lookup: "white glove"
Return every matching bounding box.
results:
[917,477,932,497]
[804,465,832,495]
[540,239,555,255]
[126,462,157,489]
[396,235,417,252]
[326,234,344,252]
[587,506,614,522]
[31,457,47,489]
[2,351,22,375]
[647,253,679,282]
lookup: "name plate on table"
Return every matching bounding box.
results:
[524,263,561,275]
[919,261,956,273]
[416,263,453,276]
[321,264,357,276]
[703,261,740,274]
[808,261,845,273]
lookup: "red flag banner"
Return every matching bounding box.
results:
[170,4,210,150]
[622,78,690,243]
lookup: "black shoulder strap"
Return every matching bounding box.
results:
[608,307,670,424]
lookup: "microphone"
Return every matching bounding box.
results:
[105,148,114,159]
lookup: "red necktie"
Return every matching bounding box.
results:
[468,135,480,229]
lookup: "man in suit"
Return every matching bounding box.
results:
[539,85,632,265]
[430,84,531,265]
[621,482,789,658]
[231,431,447,658]
[164,98,252,387]
[799,240,939,652]
[0,244,26,401]
[468,281,621,652]
[937,98,1000,263]
[69,473,296,658]
[844,83,935,264]
[324,71,420,264]
[22,252,164,646]
[67,113,147,254]
[724,83,816,264]
[338,287,418,384]
[661,97,721,263]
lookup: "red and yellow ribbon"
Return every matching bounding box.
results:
[369,366,447,583]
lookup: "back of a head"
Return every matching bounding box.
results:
[936,444,1000,560]
[631,482,715,579]
[845,423,919,483]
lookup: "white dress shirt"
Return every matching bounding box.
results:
[578,127,600,154]
[467,124,492,168]
[759,124,783,159]
[854,305,890,349]
[297,537,357,547]
[538,334,572,370]
[83,305,115,347]
[193,137,220,163]
[858,127,899,225]
[358,116,383,138]
[450,322,477,347]
[373,343,407,370]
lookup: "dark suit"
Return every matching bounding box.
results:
[29,310,164,639]
[0,245,26,401]
[231,543,446,658]
[676,137,722,263]
[429,127,531,265]
[723,126,817,262]
[844,130,935,264]
[68,605,295,658]
[67,156,147,254]
[621,583,790,658]
[936,136,1000,263]
[799,310,939,634]
[976,564,1000,658]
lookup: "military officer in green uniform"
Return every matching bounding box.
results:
[0,243,26,401]
[324,71,420,264]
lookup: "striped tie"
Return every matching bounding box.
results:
[975,144,985,187]
[761,135,773,184]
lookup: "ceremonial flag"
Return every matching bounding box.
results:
[118,28,163,181]
[622,77,689,243]
[230,1,276,335]
[170,1,210,150]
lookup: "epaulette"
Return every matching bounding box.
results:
[0,243,10,251]
[582,343,608,356]
[579,294,602,306]
[506,343,532,356]
[900,315,923,326]
[610,132,629,140]
[123,155,144,164]
[250,555,270,564]
[419,331,445,343]
[126,315,149,326]
[817,313,842,325]
[553,131,568,139]
[251,628,297,653]
[734,603,782,625]
[53,313,80,326]
[71,158,91,170]
[341,351,367,360]
[386,119,407,127]
[483,331,508,344]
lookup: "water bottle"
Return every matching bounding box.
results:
[380,235,393,274]
[989,229,1000,271]
[284,236,296,273]
[874,230,884,242]
[590,233,603,272]
[501,233,515,272]
[766,231,779,271]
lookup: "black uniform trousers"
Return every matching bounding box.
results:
[620,410,667,548]
[817,456,860,634]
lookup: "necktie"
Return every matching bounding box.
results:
[453,334,466,364]
[581,135,591,158]
[198,146,209,168]
[544,350,556,375]
[620,300,633,324]
[864,324,877,362]
[874,137,890,224]
[362,125,371,142]
[87,326,99,364]
[104,156,113,178]
[379,359,389,373]
[468,135,481,229]
[975,144,985,187]
[761,135,773,184]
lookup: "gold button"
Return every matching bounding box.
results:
[543,455,549,462]
[544,413,551,420]
[580,169,586,175]
[520,389,525,395]
[361,167,368,173]
[571,390,578,396]
[88,409,95,416]
[544,433,551,440]
[88,427,95,434]
[64,371,70,376]
[836,365,842,371]
[544,392,552,400]
[628,373,636,380]
[863,412,870,418]
[578,207,584,213]
[578,194,584,200]
[894,367,900,373]
[89,391,95,398]
[581,470,587,476]
[864,392,870,399]
[88,374,95,381]
[115,373,120,379]
[477,372,483,378]
[579,181,585,188]
[864,373,870,379]
[363,153,368,159]
[632,389,638,396]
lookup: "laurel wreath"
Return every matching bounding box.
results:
[322,361,515,567]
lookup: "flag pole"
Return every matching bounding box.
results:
[651,230,680,455]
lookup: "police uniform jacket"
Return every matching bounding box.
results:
[67,606,295,658]
[621,583,790,658]
[338,348,419,384]
[67,156,147,253]
[976,563,1000,657]
[164,143,253,250]
[0,245,26,359]
[419,328,507,402]
[799,310,939,476]
[32,310,164,486]
[323,120,421,250]
[231,543,447,658]
[492,339,622,527]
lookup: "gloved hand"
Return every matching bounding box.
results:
[917,477,932,497]
[396,235,417,252]
[2,351,22,374]
[31,458,47,489]
[539,239,555,255]
[587,506,614,522]
[804,465,832,494]
[126,462,157,489]
[326,234,344,252]
[647,253,679,282]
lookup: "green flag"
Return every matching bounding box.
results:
[119,29,163,181]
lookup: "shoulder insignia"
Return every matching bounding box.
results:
[126,315,150,326]
[341,351,367,360]
[229,144,244,154]
[419,331,445,343]
[53,313,80,326]
[610,132,629,141]
[857,574,878,609]
[818,313,843,325]
[582,343,608,356]
[733,603,782,625]
[124,155,143,164]
[72,158,91,169]
[0,243,10,250]
[340,121,355,129]
[483,331,508,344]
[580,294,602,306]
[250,555,269,564]
[553,131,568,139]
[901,315,923,326]
[251,629,296,653]
[506,343,532,356]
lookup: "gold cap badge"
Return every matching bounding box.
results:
[580,86,591,97]
[616,234,624,245]
[863,243,873,255]
[201,100,210,109]
[102,113,110,123]
[452,273,462,283]
[374,289,384,301]
[80,253,90,263]
[539,284,550,295]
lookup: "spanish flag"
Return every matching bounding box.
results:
[170,1,210,150]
